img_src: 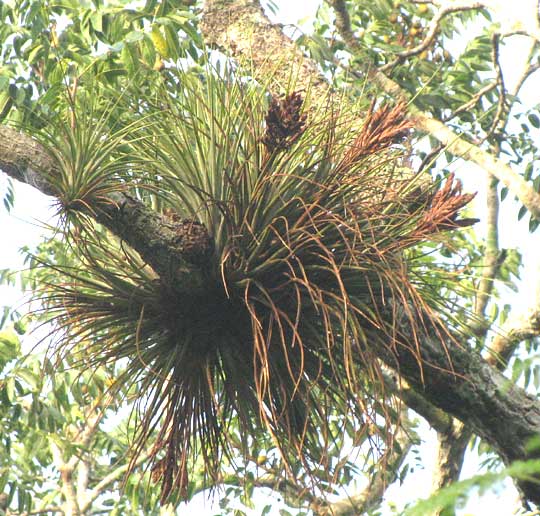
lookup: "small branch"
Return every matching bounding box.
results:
[512,58,540,100]
[324,413,414,516]
[79,451,153,513]
[380,4,482,73]
[443,81,497,123]
[418,142,446,172]
[483,34,507,142]
[471,174,501,335]
[51,442,80,516]
[14,506,64,515]
[327,0,358,51]
[76,457,91,511]
[488,275,540,368]
[431,421,471,493]
[495,38,540,135]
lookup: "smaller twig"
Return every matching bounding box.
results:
[494,39,540,136]
[13,507,63,515]
[327,0,357,50]
[380,4,487,73]
[512,60,540,100]
[51,442,80,516]
[66,393,114,472]
[483,34,507,142]
[471,158,501,337]
[488,263,540,369]
[418,142,446,172]
[79,451,153,513]
[323,412,414,516]
[442,81,497,123]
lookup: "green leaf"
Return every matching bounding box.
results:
[261,505,272,516]
[90,12,103,32]
[124,30,144,43]
[15,369,40,391]
[528,113,540,128]
[0,329,21,364]
[4,378,15,403]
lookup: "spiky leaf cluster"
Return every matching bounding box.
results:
[36,66,475,503]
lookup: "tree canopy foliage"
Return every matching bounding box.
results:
[1,1,540,515]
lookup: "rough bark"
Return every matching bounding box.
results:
[201,0,330,100]
[377,324,540,503]
[431,421,471,493]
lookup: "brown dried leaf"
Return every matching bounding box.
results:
[417,173,478,233]
[340,100,412,168]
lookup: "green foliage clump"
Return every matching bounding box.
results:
[28,62,477,503]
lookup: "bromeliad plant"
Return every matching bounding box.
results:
[34,66,475,503]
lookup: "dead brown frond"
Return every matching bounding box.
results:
[416,173,478,233]
[262,91,307,153]
[340,100,412,168]
[150,431,189,504]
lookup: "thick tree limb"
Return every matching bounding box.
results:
[201,0,329,99]
[377,324,540,503]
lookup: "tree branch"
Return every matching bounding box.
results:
[0,126,211,293]
[51,442,80,516]
[324,413,414,516]
[443,80,498,123]
[380,368,453,433]
[489,270,540,368]
[201,0,330,99]
[327,0,540,221]
[379,3,483,73]
[79,451,152,513]
[471,175,501,335]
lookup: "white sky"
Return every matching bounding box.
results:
[0,0,536,514]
